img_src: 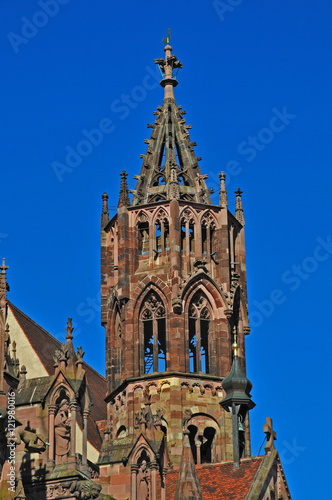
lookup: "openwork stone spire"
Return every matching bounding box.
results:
[235,188,245,226]
[130,42,212,207]
[118,170,130,208]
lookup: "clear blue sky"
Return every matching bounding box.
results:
[1,1,331,497]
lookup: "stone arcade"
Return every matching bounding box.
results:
[0,39,291,499]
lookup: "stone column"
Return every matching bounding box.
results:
[196,442,202,465]
[69,401,78,458]
[82,409,90,470]
[47,404,57,466]
[131,464,138,500]
[150,461,158,500]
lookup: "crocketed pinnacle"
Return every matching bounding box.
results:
[131,43,212,207]
[235,188,245,226]
[219,171,228,208]
[64,317,77,363]
[101,192,110,228]
[0,258,9,302]
[118,170,130,208]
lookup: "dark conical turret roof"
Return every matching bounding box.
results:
[220,336,255,411]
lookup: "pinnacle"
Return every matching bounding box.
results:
[235,188,245,226]
[118,170,130,208]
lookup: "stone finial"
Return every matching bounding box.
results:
[66,318,74,340]
[219,171,228,208]
[0,257,9,300]
[118,170,130,208]
[101,192,110,228]
[263,416,277,454]
[20,365,27,381]
[235,188,245,226]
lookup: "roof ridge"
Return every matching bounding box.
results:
[8,301,105,381]
[9,301,62,346]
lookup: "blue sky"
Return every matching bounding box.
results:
[1,1,331,497]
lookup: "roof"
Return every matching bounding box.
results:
[8,302,107,451]
[158,457,264,500]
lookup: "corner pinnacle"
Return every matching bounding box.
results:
[118,170,130,208]
[235,188,245,226]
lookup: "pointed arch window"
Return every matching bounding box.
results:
[189,292,211,374]
[140,292,166,374]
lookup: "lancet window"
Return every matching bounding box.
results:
[201,214,216,258]
[137,214,150,256]
[189,292,211,374]
[140,292,166,374]
[181,211,195,253]
[155,212,169,254]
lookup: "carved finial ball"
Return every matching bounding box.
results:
[21,365,27,373]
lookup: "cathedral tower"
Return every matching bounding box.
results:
[99,41,253,499]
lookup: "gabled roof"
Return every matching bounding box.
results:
[8,302,107,451]
[158,457,263,500]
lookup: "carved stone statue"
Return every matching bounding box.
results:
[54,399,71,463]
[137,460,149,500]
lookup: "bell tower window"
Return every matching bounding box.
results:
[189,292,211,374]
[140,292,166,374]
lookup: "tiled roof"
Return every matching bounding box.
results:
[8,302,107,451]
[158,457,263,500]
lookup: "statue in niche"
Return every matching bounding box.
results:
[54,399,71,463]
[137,459,149,500]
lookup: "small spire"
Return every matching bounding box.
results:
[219,171,228,208]
[235,188,245,226]
[101,192,110,228]
[118,170,130,208]
[0,258,9,301]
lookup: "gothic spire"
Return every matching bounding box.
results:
[131,42,212,207]
[219,171,228,208]
[118,170,130,208]
[235,188,245,225]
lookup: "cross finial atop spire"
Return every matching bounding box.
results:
[118,170,130,208]
[155,33,182,100]
[235,188,245,226]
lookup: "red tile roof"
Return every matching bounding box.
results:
[8,302,107,451]
[158,457,263,500]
